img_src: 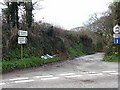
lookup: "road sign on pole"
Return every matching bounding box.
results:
[18,37,27,44]
[114,38,120,44]
[113,34,120,38]
[113,24,120,54]
[113,24,120,45]
[18,30,28,59]
[113,24,120,34]
[18,30,28,36]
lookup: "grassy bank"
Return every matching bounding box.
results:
[1,43,91,73]
[104,53,120,62]
[104,44,120,62]
[1,57,60,73]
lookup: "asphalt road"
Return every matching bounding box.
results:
[1,53,119,88]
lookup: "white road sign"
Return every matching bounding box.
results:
[18,37,27,44]
[18,30,28,36]
[113,34,120,38]
[113,24,120,34]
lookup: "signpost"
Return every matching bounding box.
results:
[18,30,28,36]
[113,34,120,38]
[114,38,120,44]
[18,30,28,59]
[113,24,120,44]
[18,37,27,44]
[113,24,120,54]
[113,24,120,34]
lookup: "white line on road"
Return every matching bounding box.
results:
[88,73,103,76]
[14,79,34,83]
[59,73,75,76]
[9,77,29,81]
[109,73,119,75]
[102,71,117,73]
[65,75,83,78]
[41,77,60,80]
[86,72,96,74]
[33,75,53,78]
[0,83,6,86]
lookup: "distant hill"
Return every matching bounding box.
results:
[70,27,87,31]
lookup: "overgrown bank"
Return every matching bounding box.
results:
[3,23,102,60]
[104,54,120,62]
[104,44,120,62]
[2,22,104,72]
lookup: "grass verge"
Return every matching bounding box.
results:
[1,57,60,73]
[104,53,120,62]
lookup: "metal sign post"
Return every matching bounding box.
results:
[113,24,120,54]
[18,30,28,59]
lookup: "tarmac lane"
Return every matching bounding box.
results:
[1,53,119,88]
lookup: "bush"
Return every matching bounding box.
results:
[96,41,103,52]
[67,43,85,58]
[104,42,120,62]
[3,22,99,61]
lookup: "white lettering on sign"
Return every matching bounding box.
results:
[18,30,28,36]
[18,37,27,44]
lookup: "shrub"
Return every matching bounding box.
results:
[3,22,99,61]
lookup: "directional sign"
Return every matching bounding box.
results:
[114,38,120,44]
[113,24,120,34]
[18,37,27,44]
[18,30,28,36]
[113,34,120,38]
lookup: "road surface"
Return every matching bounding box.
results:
[1,53,119,88]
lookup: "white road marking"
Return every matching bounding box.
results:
[88,73,103,76]
[41,77,60,80]
[0,83,6,86]
[33,75,53,78]
[59,73,75,76]
[86,72,96,74]
[9,77,29,81]
[102,71,117,73]
[14,79,34,83]
[109,72,119,75]
[65,75,82,78]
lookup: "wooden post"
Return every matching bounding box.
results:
[21,44,23,59]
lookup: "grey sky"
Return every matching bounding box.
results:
[0,0,112,30]
[33,0,112,30]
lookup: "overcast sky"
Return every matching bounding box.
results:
[0,0,112,30]
[33,0,112,30]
